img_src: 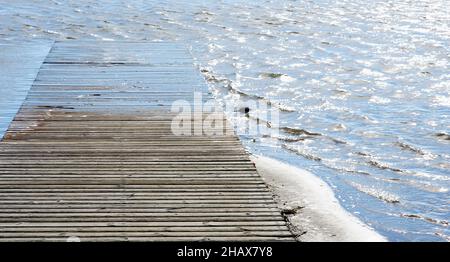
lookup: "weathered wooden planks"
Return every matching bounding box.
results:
[0,40,54,139]
[0,41,293,242]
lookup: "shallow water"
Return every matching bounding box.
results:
[0,0,449,241]
[0,40,53,138]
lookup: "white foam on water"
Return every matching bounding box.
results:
[279,75,296,83]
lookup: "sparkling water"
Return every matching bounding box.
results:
[0,0,449,241]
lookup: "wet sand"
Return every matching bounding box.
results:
[252,155,387,242]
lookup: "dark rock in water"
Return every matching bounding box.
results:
[395,141,425,155]
[435,133,450,141]
[239,107,250,114]
[281,126,321,136]
[402,214,421,219]
[356,151,370,157]
[278,137,307,142]
[401,214,449,226]
[367,160,403,173]
[260,72,284,79]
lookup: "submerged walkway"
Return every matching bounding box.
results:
[0,41,292,241]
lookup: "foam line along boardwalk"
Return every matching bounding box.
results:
[0,41,293,241]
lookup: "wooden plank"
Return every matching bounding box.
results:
[0,237,291,242]
[0,221,287,227]
[0,40,293,242]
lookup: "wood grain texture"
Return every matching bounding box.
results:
[0,40,293,242]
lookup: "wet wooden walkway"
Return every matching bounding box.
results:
[0,41,293,241]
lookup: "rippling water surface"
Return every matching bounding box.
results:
[1,0,449,241]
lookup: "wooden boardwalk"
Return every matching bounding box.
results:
[0,41,293,241]
[0,40,53,139]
